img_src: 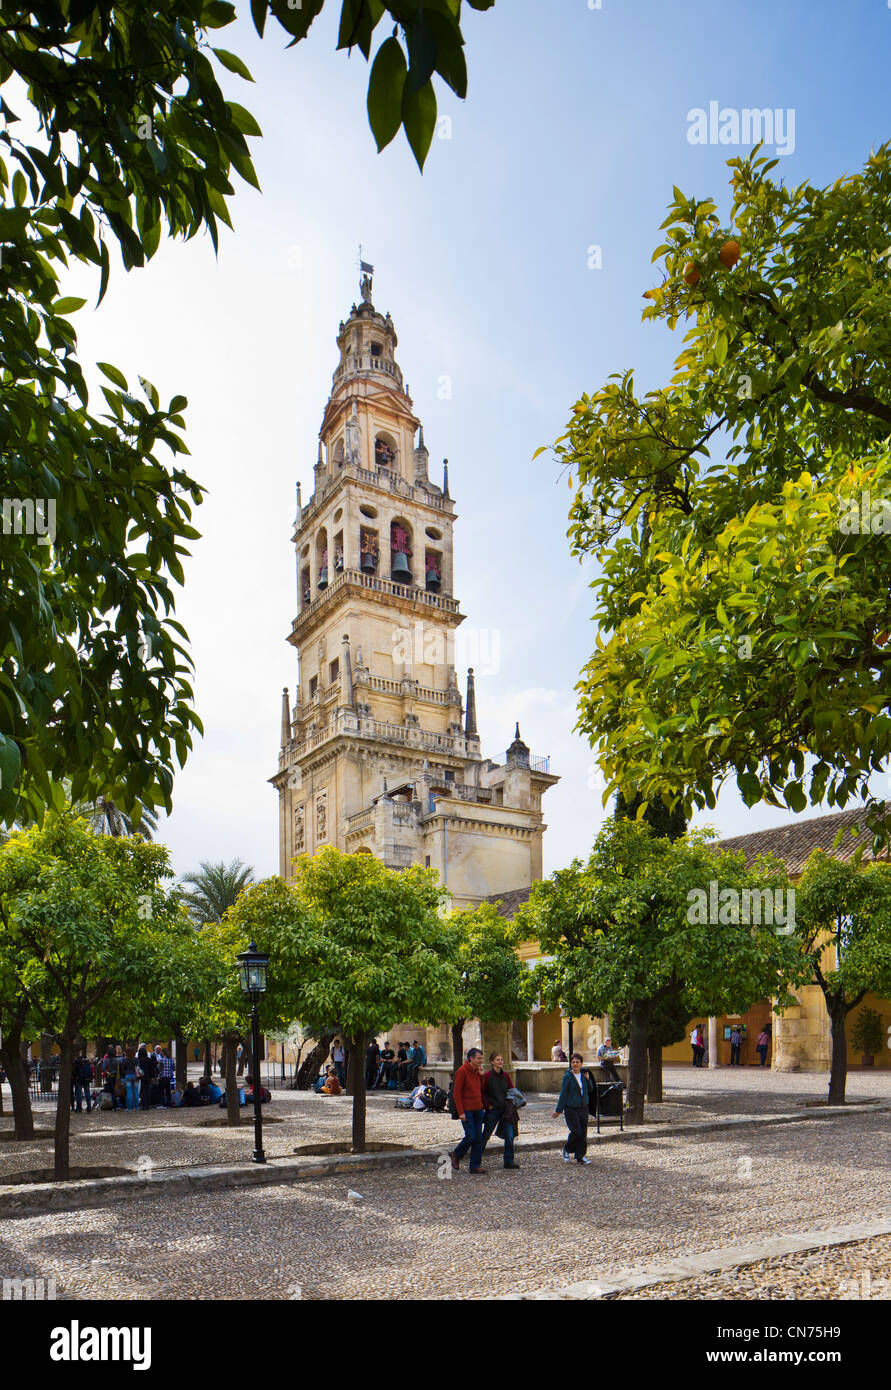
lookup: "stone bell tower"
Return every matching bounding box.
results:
[271,268,558,908]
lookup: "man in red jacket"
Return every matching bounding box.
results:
[449,1048,487,1174]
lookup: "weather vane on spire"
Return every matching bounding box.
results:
[358,244,374,304]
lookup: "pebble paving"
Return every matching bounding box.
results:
[615,1234,891,1300]
[0,1098,887,1301]
[2,1066,887,1182]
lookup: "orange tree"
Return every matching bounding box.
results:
[228,847,461,1151]
[0,815,196,1178]
[548,145,891,848]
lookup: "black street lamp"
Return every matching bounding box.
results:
[236,941,269,1164]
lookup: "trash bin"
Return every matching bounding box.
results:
[594,1081,624,1133]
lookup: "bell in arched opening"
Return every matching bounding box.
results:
[391,549,411,582]
[360,551,376,573]
[425,565,440,592]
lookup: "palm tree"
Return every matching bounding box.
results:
[73,794,158,838]
[180,859,255,925]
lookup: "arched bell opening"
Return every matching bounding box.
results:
[333,528,344,574]
[359,525,379,574]
[425,547,442,593]
[390,517,413,585]
[316,527,329,591]
[375,431,398,471]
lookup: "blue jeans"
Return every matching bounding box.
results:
[482,1109,515,1165]
[125,1075,140,1110]
[453,1109,485,1169]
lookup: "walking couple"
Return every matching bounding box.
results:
[449,1048,520,1175]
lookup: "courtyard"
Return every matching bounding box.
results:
[1,1069,888,1302]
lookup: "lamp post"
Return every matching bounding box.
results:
[236,941,269,1164]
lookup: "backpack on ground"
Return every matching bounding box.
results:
[446,1080,459,1120]
[425,1084,448,1113]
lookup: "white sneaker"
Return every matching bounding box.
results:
[561,1149,573,1162]
[576,1156,592,1165]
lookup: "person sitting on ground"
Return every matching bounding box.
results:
[319,1065,342,1096]
[200,1075,222,1104]
[182,1081,202,1107]
[244,1074,271,1104]
[408,1079,428,1110]
[596,1036,622,1084]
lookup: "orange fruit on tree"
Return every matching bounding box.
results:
[719,239,741,268]
[683,261,700,286]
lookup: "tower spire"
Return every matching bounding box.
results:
[464,667,477,737]
[443,458,451,498]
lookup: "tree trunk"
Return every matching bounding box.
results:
[646,1040,663,1103]
[293,1028,337,1090]
[346,1031,368,1153]
[54,1038,74,1182]
[827,997,848,1105]
[203,1040,212,1079]
[223,1035,241,1127]
[0,1015,34,1139]
[626,999,652,1125]
[344,1038,356,1096]
[173,1028,187,1090]
[451,1020,465,1076]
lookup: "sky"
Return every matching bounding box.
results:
[57,0,891,882]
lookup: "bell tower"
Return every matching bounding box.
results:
[272,269,558,907]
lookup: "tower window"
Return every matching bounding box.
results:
[329,658,340,684]
[309,675,318,699]
[370,341,383,357]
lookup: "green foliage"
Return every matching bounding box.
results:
[553,145,891,844]
[796,852,891,1011]
[614,789,686,842]
[226,846,461,1037]
[0,814,191,1038]
[611,992,690,1050]
[519,818,805,1022]
[0,1,494,829]
[180,858,254,925]
[850,1005,884,1057]
[447,900,534,1027]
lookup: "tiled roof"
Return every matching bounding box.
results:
[487,804,890,914]
[486,886,534,919]
[716,803,889,877]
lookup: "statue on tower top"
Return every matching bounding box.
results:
[359,248,374,304]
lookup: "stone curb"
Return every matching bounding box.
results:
[510,1216,891,1300]
[0,1101,886,1218]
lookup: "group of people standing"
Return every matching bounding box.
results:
[690,1023,772,1067]
[92,1043,176,1110]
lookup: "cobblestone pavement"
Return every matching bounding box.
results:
[1,1067,887,1182]
[616,1234,891,1300]
[0,1109,887,1300]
